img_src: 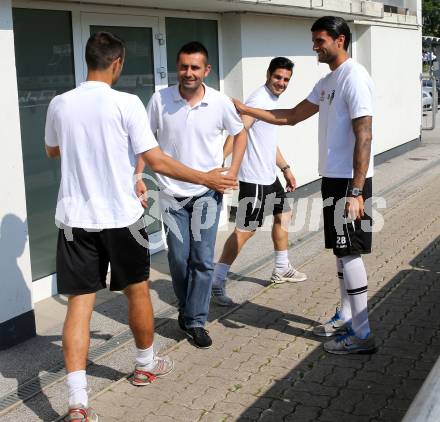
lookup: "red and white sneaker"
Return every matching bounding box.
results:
[130,355,174,386]
[67,405,98,421]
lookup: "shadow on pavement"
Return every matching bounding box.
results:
[235,235,440,422]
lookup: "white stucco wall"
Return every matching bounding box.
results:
[0,0,34,324]
[368,24,422,153]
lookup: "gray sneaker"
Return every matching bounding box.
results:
[67,405,98,421]
[211,285,234,307]
[324,329,377,355]
[131,355,174,386]
[270,265,307,284]
[313,308,350,337]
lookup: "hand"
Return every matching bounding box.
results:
[135,180,148,209]
[345,196,364,221]
[203,167,238,193]
[232,98,246,115]
[283,169,297,192]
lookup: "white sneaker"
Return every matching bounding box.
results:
[270,264,307,284]
[211,285,234,307]
[312,308,350,337]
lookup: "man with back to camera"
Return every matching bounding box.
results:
[45,32,238,421]
[136,41,246,349]
[232,16,376,355]
[211,57,307,307]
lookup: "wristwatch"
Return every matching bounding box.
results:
[349,187,363,197]
[280,164,290,173]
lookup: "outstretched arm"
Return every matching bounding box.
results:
[142,147,238,193]
[233,99,318,126]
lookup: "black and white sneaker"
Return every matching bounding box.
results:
[186,327,212,349]
[270,264,307,284]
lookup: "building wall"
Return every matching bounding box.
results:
[0,0,35,348]
[368,24,422,153]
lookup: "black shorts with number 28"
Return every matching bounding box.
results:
[321,177,373,258]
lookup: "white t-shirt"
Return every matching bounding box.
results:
[238,85,279,185]
[307,58,374,178]
[147,84,244,197]
[45,81,158,229]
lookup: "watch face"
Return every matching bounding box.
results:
[350,188,362,197]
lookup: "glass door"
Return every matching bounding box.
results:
[80,14,167,249]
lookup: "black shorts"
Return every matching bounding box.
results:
[321,177,373,257]
[56,218,150,295]
[236,178,290,231]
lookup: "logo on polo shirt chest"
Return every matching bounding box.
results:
[327,89,335,105]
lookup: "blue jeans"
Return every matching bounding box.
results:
[161,190,222,328]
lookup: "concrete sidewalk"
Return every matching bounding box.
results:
[1,121,440,421]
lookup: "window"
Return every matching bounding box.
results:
[13,8,75,281]
[165,17,220,90]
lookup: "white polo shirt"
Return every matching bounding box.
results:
[238,85,279,185]
[307,58,374,179]
[45,81,158,229]
[147,84,244,197]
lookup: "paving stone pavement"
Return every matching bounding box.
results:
[84,169,440,422]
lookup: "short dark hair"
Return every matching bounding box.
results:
[85,32,125,70]
[268,57,294,75]
[311,16,351,50]
[176,41,209,63]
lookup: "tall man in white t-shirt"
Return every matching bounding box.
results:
[139,42,246,349]
[232,16,376,355]
[211,57,307,307]
[45,33,238,421]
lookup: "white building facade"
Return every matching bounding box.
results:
[0,0,422,349]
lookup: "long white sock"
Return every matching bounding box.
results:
[341,255,370,339]
[67,370,88,408]
[213,262,230,287]
[275,250,289,272]
[336,257,352,322]
[136,344,154,368]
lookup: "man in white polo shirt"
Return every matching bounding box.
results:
[232,16,376,355]
[212,57,307,307]
[140,41,246,348]
[45,32,238,421]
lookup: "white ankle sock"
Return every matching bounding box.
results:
[213,262,230,287]
[336,257,352,322]
[67,370,88,408]
[136,345,155,368]
[341,255,370,338]
[275,250,289,272]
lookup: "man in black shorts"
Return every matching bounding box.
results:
[232,17,376,355]
[45,32,237,420]
[212,57,307,307]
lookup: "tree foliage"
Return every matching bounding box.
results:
[424,0,440,37]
